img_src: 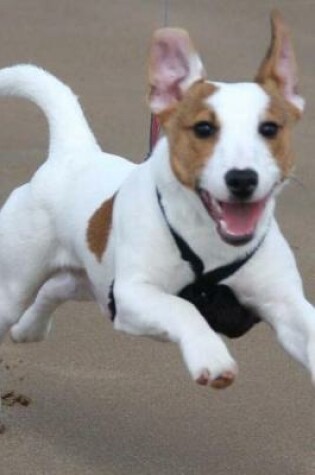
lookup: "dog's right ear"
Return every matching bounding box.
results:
[148,28,206,119]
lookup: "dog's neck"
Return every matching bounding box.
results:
[151,137,209,226]
[150,136,275,268]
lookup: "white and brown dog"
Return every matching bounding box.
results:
[0,11,314,390]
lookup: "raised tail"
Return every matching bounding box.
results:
[0,64,100,156]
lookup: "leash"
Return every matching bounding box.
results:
[145,0,170,160]
[147,115,161,159]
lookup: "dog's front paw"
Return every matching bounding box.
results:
[181,333,238,389]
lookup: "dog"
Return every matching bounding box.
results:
[0,10,314,390]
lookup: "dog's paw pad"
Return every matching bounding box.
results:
[196,369,235,389]
[196,370,211,386]
[211,371,235,389]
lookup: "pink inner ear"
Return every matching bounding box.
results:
[275,32,304,112]
[277,35,297,100]
[149,33,193,113]
[152,40,189,89]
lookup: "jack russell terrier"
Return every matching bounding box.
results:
[0,11,314,390]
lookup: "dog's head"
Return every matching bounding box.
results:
[148,11,304,245]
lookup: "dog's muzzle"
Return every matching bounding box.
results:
[197,169,269,246]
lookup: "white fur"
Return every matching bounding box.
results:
[0,63,313,389]
[202,82,281,203]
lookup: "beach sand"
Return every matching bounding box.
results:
[0,1,314,474]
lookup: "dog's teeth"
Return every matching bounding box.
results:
[211,198,222,215]
[219,219,227,231]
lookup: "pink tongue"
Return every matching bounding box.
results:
[220,200,265,237]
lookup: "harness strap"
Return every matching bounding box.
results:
[156,189,204,277]
[156,187,264,285]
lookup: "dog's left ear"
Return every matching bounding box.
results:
[148,28,206,118]
[255,10,305,116]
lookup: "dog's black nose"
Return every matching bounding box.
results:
[225,168,258,200]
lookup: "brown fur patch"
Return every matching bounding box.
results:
[87,196,115,261]
[163,81,218,188]
[260,85,298,177]
[254,11,302,178]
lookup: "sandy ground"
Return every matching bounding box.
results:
[0,1,314,474]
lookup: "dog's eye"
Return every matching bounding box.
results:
[259,121,280,139]
[193,121,218,139]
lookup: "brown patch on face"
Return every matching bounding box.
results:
[163,81,219,188]
[87,196,115,261]
[260,84,298,177]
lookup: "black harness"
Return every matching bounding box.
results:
[156,189,262,338]
[109,189,262,338]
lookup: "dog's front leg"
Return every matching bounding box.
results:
[231,223,315,383]
[273,298,315,375]
[113,281,237,388]
[260,291,315,384]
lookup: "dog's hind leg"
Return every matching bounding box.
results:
[0,262,51,343]
[11,271,93,343]
[0,299,26,342]
[0,182,59,342]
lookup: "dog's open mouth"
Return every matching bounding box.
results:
[198,189,268,245]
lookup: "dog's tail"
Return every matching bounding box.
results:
[0,64,100,156]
